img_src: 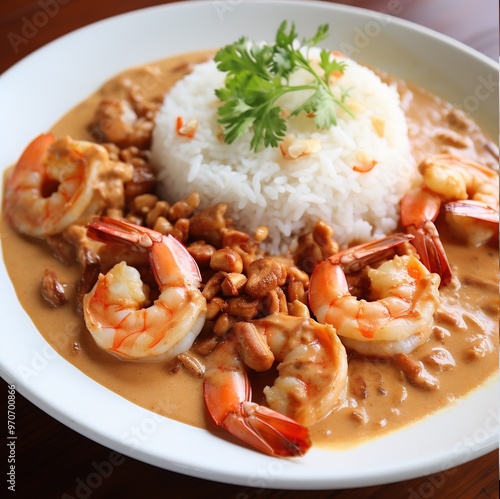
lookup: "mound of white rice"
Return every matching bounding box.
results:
[151,50,415,253]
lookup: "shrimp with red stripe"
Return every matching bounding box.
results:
[83,217,207,361]
[203,312,347,456]
[308,233,441,357]
[401,154,499,285]
[3,134,132,238]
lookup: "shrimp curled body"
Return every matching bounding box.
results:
[309,234,441,357]
[4,134,132,238]
[420,154,498,208]
[248,314,348,427]
[203,334,312,457]
[401,154,499,284]
[203,313,347,456]
[83,218,207,361]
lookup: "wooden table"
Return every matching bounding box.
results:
[0,1,498,497]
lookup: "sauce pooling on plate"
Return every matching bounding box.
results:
[1,50,498,449]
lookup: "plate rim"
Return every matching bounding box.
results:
[0,0,498,490]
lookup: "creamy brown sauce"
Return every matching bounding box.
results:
[1,51,498,449]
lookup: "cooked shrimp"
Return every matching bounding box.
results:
[401,154,499,284]
[420,154,498,206]
[421,154,499,246]
[400,188,453,285]
[444,200,499,246]
[83,217,207,361]
[309,234,441,357]
[203,334,312,457]
[243,313,348,427]
[3,134,132,238]
[91,99,153,149]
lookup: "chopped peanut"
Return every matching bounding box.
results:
[246,258,287,299]
[188,241,216,268]
[177,352,205,377]
[169,192,200,221]
[220,273,248,296]
[41,269,68,307]
[233,322,274,372]
[434,128,470,148]
[287,280,306,303]
[202,272,225,300]
[146,200,169,227]
[210,248,244,273]
[213,313,236,336]
[393,354,439,390]
[206,297,226,320]
[371,116,385,137]
[279,135,322,159]
[353,151,377,172]
[176,116,198,138]
[254,226,268,243]
[131,193,158,214]
[152,216,173,235]
[170,218,190,243]
[225,296,261,320]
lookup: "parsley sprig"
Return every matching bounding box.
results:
[214,21,353,152]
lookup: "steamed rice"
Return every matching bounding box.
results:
[151,51,415,253]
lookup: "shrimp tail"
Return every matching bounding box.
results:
[405,222,452,286]
[444,200,499,223]
[333,232,414,271]
[443,200,499,248]
[87,217,201,283]
[87,217,161,250]
[215,400,312,457]
[83,217,206,361]
[401,188,452,286]
[203,338,311,457]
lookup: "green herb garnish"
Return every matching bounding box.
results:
[214,21,353,152]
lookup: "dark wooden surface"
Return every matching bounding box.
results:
[1,1,498,497]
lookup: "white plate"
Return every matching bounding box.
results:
[0,0,498,490]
